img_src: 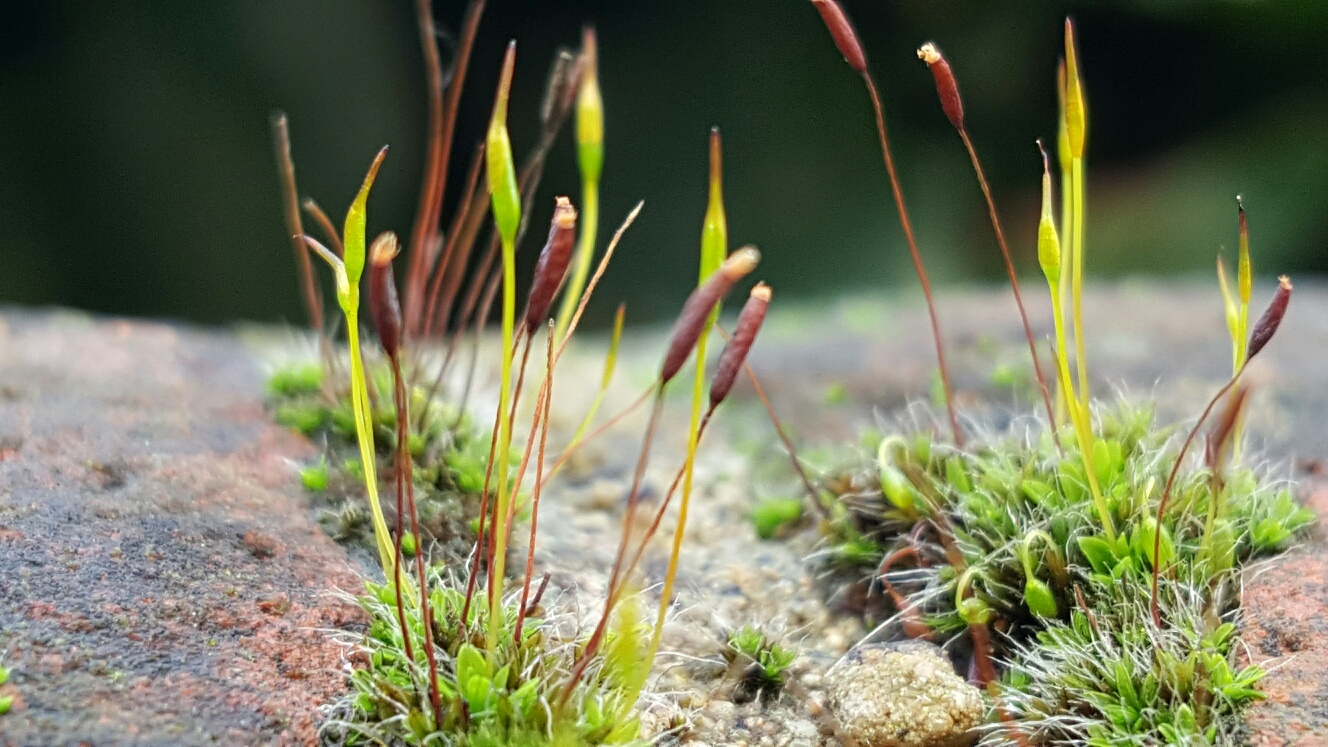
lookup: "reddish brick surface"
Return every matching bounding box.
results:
[0,313,362,746]
[1242,483,1328,747]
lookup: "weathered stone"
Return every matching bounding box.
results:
[1241,481,1328,747]
[0,312,361,746]
[827,641,982,747]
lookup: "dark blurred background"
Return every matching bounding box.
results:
[1,1,1325,327]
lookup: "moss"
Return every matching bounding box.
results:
[818,402,1313,744]
[319,571,650,747]
[750,497,804,540]
[725,625,796,703]
[266,359,488,564]
[299,458,329,491]
[267,361,323,397]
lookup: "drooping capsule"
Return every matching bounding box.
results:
[810,0,867,74]
[917,43,964,132]
[523,197,579,334]
[368,231,404,360]
[709,283,771,408]
[1245,275,1292,361]
[660,247,760,385]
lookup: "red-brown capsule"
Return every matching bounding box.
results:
[523,197,578,334]
[710,283,771,408]
[1246,275,1291,361]
[811,0,867,75]
[660,247,761,385]
[368,231,403,359]
[917,43,964,132]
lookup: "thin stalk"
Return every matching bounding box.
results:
[1070,156,1089,409]
[561,394,665,704]
[485,232,518,654]
[404,0,486,332]
[271,114,324,338]
[1150,372,1239,627]
[389,355,443,726]
[1049,289,1113,540]
[514,324,554,644]
[863,75,961,446]
[957,129,1058,447]
[715,323,822,512]
[556,182,599,343]
[743,361,822,512]
[346,320,396,575]
[645,344,710,665]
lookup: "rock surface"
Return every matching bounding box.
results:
[0,312,363,746]
[1241,480,1328,747]
[827,642,982,747]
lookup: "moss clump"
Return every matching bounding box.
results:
[320,570,651,747]
[750,497,804,540]
[818,403,1313,743]
[267,360,491,563]
[724,625,797,703]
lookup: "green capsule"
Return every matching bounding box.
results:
[879,464,916,514]
[486,42,522,248]
[575,27,604,186]
[1037,142,1061,286]
[1063,19,1087,159]
[341,146,388,298]
[1024,577,1059,618]
[957,596,993,626]
[700,128,728,282]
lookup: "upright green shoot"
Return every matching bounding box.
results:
[302,147,396,576]
[1232,199,1253,460]
[1063,19,1091,411]
[483,41,522,656]
[1217,256,1240,371]
[1054,61,1073,425]
[1036,141,1114,541]
[647,128,729,666]
[554,27,604,343]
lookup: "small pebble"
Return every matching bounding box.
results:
[827,641,982,747]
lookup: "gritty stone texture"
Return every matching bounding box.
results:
[827,641,981,747]
[0,311,362,747]
[1240,480,1328,747]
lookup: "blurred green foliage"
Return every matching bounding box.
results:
[1,1,1325,324]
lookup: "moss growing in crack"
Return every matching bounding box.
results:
[724,625,797,703]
